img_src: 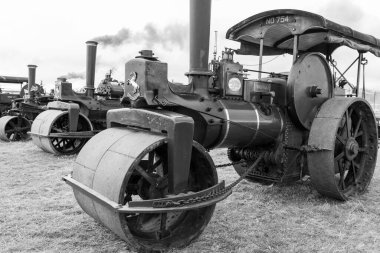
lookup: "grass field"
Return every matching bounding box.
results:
[0,140,379,252]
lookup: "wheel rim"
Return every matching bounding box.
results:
[50,114,92,155]
[0,116,31,141]
[333,103,374,195]
[121,140,217,249]
[308,98,377,200]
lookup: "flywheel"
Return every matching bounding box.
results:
[31,110,93,155]
[0,115,31,141]
[287,53,333,129]
[72,127,218,251]
[307,97,378,200]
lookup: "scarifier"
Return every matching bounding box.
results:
[63,1,379,251]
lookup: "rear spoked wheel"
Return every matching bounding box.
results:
[0,115,31,141]
[308,98,377,200]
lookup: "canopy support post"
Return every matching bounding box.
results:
[292,35,299,63]
[258,38,264,79]
[356,52,363,97]
[362,57,368,99]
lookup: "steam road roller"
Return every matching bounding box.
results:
[0,65,53,141]
[30,41,124,155]
[0,75,25,114]
[63,1,379,251]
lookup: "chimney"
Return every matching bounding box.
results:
[85,41,98,98]
[27,65,37,98]
[189,0,211,74]
[188,0,212,97]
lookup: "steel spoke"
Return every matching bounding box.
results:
[135,165,157,185]
[148,151,154,172]
[351,161,357,183]
[51,127,63,133]
[63,139,68,149]
[348,107,354,118]
[334,152,344,162]
[8,120,16,128]
[160,212,167,233]
[152,159,163,170]
[355,130,363,138]
[338,159,345,189]
[10,133,17,141]
[353,116,362,138]
[70,139,76,150]
[345,110,351,138]
[54,138,64,148]
[358,147,368,153]
[336,134,345,144]
[18,126,30,131]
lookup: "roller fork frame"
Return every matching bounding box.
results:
[107,108,194,194]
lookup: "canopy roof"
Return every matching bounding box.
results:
[226,9,380,57]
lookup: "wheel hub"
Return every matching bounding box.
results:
[345,137,359,160]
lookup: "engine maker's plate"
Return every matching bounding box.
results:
[287,53,333,129]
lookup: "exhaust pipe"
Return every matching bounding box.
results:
[85,41,98,98]
[188,0,212,96]
[27,64,37,98]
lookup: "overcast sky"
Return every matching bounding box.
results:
[1,0,380,92]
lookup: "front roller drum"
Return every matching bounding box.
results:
[72,127,218,251]
[308,97,378,200]
[0,115,31,141]
[31,110,93,155]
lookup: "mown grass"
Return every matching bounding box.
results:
[0,141,379,252]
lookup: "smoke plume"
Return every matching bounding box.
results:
[92,28,131,47]
[92,23,188,50]
[59,72,85,79]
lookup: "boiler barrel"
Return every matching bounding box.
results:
[214,100,284,148]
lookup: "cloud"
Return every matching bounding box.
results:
[319,0,363,26]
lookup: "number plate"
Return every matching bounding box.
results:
[265,15,292,25]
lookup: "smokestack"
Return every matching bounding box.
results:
[27,64,37,98]
[189,0,211,74]
[85,41,98,98]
